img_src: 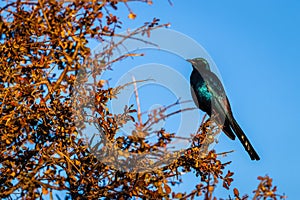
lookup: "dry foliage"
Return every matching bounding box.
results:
[0,0,285,199]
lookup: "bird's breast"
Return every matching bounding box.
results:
[195,83,212,101]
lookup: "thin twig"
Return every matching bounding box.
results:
[132,75,142,125]
[38,0,51,30]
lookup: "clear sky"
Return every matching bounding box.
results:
[101,0,300,198]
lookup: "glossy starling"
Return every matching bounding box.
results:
[187,58,260,160]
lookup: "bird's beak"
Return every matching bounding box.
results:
[186,59,192,62]
[186,59,194,65]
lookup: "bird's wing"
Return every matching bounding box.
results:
[203,74,237,140]
[202,70,239,135]
[201,70,232,115]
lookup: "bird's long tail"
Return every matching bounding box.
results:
[230,116,260,160]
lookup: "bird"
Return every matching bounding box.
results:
[187,57,260,160]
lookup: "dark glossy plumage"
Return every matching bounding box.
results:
[188,58,260,160]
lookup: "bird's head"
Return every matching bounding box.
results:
[187,58,210,71]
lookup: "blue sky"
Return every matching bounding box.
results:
[106,0,300,198]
